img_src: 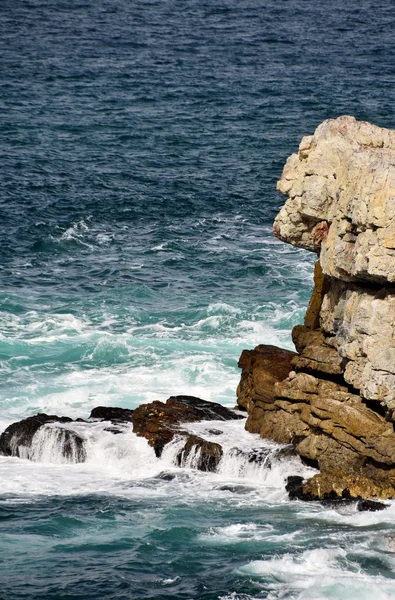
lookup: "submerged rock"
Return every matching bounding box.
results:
[216,484,255,494]
[238,117,395,500]
[357,499,388,512]
[285,476,305,501]
[103,427,125,435]
[155,471,177,481]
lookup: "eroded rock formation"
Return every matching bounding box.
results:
[238,116,395,500]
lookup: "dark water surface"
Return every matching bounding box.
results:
[1,1,395,598]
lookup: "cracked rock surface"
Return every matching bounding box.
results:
[275,115,395,284]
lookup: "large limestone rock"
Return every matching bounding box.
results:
[319,280,395,408]
[238,117,395,499]
[275,115,395,284]
[275,116,395,411]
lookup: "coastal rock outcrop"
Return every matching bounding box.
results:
[237,344,296,414]
[176,434,223,472]
[0,397,242,473]
[238,116,395,500]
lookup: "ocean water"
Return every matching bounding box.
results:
[1,0,395,598]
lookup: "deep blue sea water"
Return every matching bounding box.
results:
[1,1,395,598]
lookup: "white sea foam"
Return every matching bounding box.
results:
[96,232,114,245]
[0,419,309,500]
[151,242,168,251]
[237,547,395,600]
[0,310,89,342]
[1,416,395,599]
[0,348,242,421]
[59,219,93,248]
[199,522,276,545]
[0,422,163,499]
[297,501,395,528]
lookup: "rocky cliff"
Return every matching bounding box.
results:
[238,116,395,500]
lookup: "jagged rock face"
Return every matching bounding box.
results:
[276,117,395,409]
[275,115,395,284]
[238,351,395,482]
[237,344,296,416]
[275,371,395,471]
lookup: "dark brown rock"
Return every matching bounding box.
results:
[131,401,182,456]
[177,435,223,472]
[285,476,305,500]
[0,413,85,462]
[357,499,388,512]
[168,395,243,422]
[57,429,86,462]
[237,344,296,414]
[131,395,242,457]
[0,413,72,457]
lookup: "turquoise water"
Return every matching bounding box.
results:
[2,0,395,598]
